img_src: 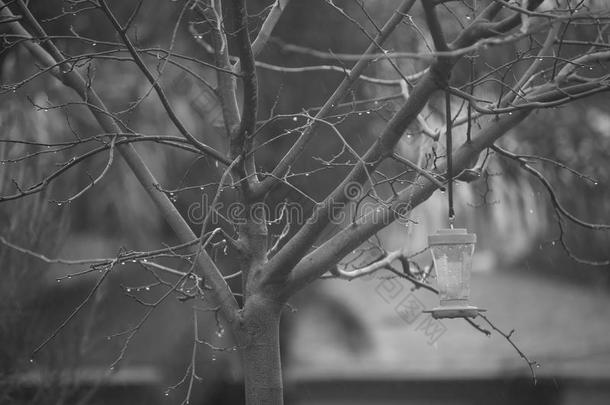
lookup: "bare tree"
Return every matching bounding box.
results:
[2,0,610,404]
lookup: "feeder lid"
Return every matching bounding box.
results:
[428,228,476,245]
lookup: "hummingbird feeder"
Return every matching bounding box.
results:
[427,228,484,319]
[424,91,485,319]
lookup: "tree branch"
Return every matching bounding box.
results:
[231,0,258,186]
[265,0,542,289]
[251,0,291,57]
[94,0,229,164]
[282,109,531,297]
[251,0,418,198]
[478,313,539,384]
[422,1,449,53]
[0,1,240,325]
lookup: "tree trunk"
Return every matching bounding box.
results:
[239,295,284,405]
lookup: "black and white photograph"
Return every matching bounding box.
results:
[1,0,610,404]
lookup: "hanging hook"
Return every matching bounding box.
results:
[445,90,455,227]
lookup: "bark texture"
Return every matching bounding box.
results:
[239,295,284,405]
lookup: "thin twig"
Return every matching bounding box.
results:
[478,313,539,385]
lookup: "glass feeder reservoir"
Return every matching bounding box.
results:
[427,229,484,319]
